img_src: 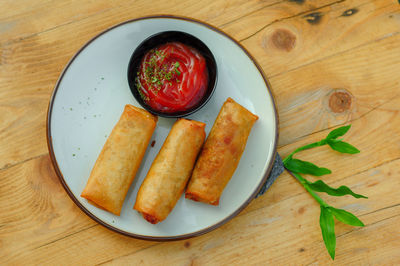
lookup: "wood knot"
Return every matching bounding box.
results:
[184,241,191,248]
[341,8,359,17]
[271,29,296,52]
[329,91,352,113]
[303,12,323,25]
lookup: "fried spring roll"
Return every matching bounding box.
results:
[81,104,157,215]
[185,98,258,205]
[134,119,206,224]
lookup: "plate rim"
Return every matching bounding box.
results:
[46,14,279,241]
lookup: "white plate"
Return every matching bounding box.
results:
[47,15,278,240]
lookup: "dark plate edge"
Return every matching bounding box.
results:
[46,14,279,242]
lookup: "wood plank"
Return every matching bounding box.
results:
[313,212,400,264]
[0,0,280,46]
[0,0,53,21]
[223,0,346,41]
[0,44,398,236]
[1,97,399,263]
[0,1,398,170]
[102,158,400,265]
[0,97,400,263]
[0,155,153,264]
[217,94,400,220]
[0,0,333,170]
[271,33,400,146]
[240,0,399,77]
[0,41,398,257]
[1,0,399,264]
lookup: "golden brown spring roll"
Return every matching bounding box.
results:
[81,104,157,215]
[185,98,258,205]
[134,119,206,224]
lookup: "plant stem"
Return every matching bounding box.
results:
[282,139,327,164]
[290,171,328,207]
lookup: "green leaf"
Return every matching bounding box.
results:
[329,207,365,227]
[328,140,360,154]
[284,158,332,176]
[306,180,368,199]
[320,206,336,260]
[326,125,351,140]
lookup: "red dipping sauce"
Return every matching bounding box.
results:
[135,42,208,113]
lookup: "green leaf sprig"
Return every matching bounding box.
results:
[282,125,367,260]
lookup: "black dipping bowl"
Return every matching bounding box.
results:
[127,31,217,118]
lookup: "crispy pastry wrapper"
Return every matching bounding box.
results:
[134,119,206,224]
[185,98,258,205]
[81,104,157,215]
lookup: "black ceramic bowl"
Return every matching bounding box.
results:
[127,31,217,118]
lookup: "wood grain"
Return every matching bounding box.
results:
[240,0,400,76]
[272,32,400,145]
[1,92,399,264]
[102,159,400,265]
[0,0,276,46]
[0,155,154,264]
[0,0,336,170]
[241,95,400,217]
[1,0,400,264]
[1,0,399,169]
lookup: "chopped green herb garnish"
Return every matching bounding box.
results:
[138,48,183,95]
[174,62,181,76]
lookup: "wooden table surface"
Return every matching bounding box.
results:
[1,0,399,264]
